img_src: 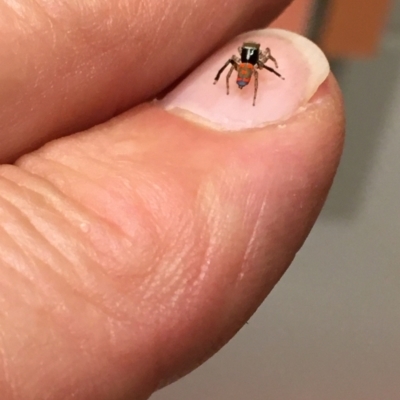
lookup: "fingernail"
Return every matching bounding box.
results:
[160,29,330,131]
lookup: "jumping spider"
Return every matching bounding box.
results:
[213,42,285,106]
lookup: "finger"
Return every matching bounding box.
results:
[0,0,291,162]
[0,30,344,399]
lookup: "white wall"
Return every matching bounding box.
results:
[152,3,400,398]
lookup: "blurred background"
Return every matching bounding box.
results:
[153,1,399,398]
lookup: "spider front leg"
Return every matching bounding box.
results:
[213,56,238,84]
[258,62,285,80]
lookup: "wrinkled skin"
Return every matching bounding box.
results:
[0,1,344,399]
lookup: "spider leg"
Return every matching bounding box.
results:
[259,62,285,80]
[263,47,279,69]
[214,57,238,84]
[226,64,235,95]
[253,69,258,106]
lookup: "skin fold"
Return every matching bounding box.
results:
[0,0,291,162]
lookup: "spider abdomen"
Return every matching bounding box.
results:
[236,63,254,88]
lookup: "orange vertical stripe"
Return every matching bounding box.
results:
[319,0,391,57]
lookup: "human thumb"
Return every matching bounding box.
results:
[0,29,343,399]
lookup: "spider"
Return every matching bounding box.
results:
[213,42,285,106]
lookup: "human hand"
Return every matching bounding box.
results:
[0,0,344,398]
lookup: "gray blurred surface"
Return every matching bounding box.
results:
[152,4,400,399]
